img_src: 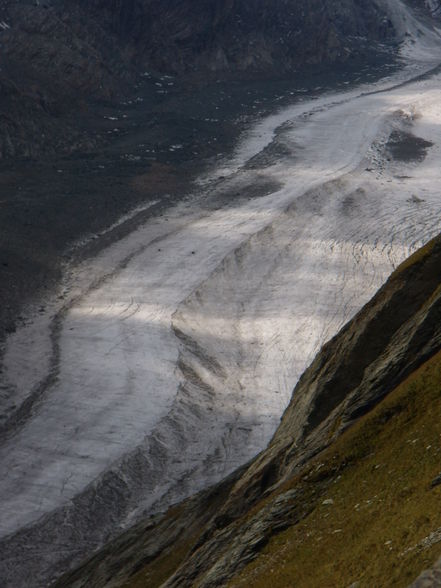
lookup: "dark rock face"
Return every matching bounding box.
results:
[82,0,395,74]
[4,0,441,161]
[0,0,398,160]
[0,0,129,158]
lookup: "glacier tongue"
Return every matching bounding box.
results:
[2,4,441,585]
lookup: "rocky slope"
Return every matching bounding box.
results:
[4,0,441,160]
[0,0,399,159]
[0,0,132,159]
[55,235,441,587]
[82,0,395,73]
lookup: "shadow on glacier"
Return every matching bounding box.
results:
[2,93,441,585]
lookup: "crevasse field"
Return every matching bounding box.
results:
[2,0,441,584]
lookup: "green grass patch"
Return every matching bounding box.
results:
[230,350,441,588]
[391,237,437,278]
[122,536,196,588]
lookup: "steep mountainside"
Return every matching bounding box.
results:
[56,236,441,587]
[82,0,395,73]
[4,0,441,160]
[2,2,441,587]
[0,0,399,159]
[0,0,132,158]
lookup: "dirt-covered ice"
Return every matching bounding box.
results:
[2,1,441,584]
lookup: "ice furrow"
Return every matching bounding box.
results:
[2,13,441,583]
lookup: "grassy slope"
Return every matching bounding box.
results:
[230,350,441,588]
[121,536,195,588]
[120,344,441,588]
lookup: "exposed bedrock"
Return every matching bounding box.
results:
[0,0,413,159]
[81,0,395,73]
[1,0,440,159]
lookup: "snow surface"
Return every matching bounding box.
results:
[1,0,441,568]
